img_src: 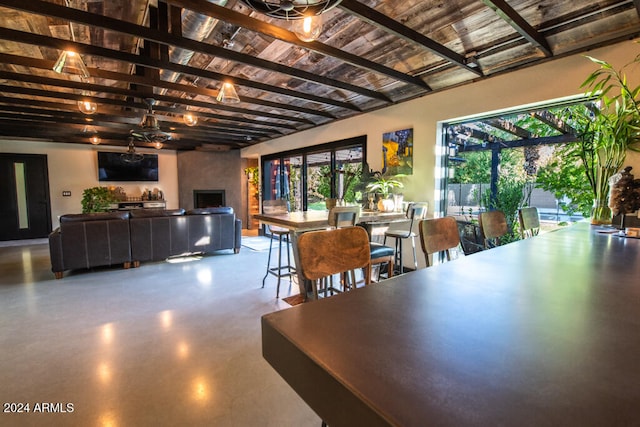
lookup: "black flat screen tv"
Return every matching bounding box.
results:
[97,151,159,182]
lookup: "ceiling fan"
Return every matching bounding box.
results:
[130,98,172,145]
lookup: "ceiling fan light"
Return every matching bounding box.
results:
[53,50,90,79]
[90,134,101,145]
[291,15,322,42]
[78,99,97,115]
[216,82,240,104]
[153,141,164,149]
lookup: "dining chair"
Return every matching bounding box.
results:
[328,206,360,228]
[384,202,428,274]
[478,210,508,248]
[419,217,461,267]
[518,206,540,239]
[297,227,371,299]
[261,199,296,298]
[328,206,394,283]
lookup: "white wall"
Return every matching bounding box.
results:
[0,140,178,229]
[242,39,640,210]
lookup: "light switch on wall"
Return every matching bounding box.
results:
[62,191,71,197]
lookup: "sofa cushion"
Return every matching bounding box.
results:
[186,207,234,215]
[129,208,185,218]
[60,211,130,223]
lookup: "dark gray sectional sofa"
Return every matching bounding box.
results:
[49,207,241,279]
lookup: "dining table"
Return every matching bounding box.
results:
[261,222,640,426]
[254,208,406,297]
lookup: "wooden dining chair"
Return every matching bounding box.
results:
[328,206,394,283]
[419,217,461,267]
[261,199,296,298]
[297,227,371,299]
[328,206,360,228]
[518,206,540,239]
[479,210,508,248]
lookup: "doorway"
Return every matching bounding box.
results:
[0,154,52,240]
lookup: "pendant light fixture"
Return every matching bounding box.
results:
[53,50,90,79]
[238,0,341,42]
[89,134,101,145]
[183,106,198,126]
[216,82,240,104]
[78,92,97,115]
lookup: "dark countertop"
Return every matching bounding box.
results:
[262,223,640,426]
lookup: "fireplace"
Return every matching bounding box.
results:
[194,190,226,208]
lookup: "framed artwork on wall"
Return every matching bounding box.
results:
[382,128,413,175]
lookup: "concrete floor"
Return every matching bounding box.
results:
[0,236,319,426]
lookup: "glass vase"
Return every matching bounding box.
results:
[590,199,612,225]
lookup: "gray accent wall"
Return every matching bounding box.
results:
[177,150,248,228]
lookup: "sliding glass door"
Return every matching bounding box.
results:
[261,136,366,212]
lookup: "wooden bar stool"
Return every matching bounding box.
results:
[384,202,428,274]
[518,207,540,239]
[419,217,461,267]
[297,227,371,300]
[479,210,508,248]
[261,199,296,298]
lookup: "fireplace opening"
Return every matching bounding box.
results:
[194,190,225,208]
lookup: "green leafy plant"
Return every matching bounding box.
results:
[365,172,404,198]
[81,187,116,213]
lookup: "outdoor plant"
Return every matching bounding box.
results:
[81,186,116,213]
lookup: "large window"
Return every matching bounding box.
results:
[261,136,366,211]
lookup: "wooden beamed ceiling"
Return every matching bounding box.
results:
[0,0,638,150]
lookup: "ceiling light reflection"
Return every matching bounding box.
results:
[160,310,173,330]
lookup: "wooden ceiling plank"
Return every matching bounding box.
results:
[0,52,337,119]
[480,0,553,57]
[0,69,313,125]
[164,0,431,91]
[0,0,392,103]
[337,0,483,77]
[0,28,360,112]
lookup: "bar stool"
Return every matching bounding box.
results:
[261,199,296,298]
[383,202,428,274]
[419,217,461,267]
[328,206,394,284]
[518,206,540,239]
[479,210,508,248]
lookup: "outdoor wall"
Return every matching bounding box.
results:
[0,140,179,229]
[176,150,247,227]
[241,39,640,212]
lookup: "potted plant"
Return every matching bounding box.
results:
[366,172,404,212]
[81,186,116,213]
[576,52,640,224]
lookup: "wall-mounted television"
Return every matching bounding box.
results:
[97,151,159,182]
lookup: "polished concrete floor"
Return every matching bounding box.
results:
[0,236,319,426]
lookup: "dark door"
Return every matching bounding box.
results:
[0,154,52,240]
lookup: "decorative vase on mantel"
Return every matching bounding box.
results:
[377,196,395,212]
[591,198,612,225]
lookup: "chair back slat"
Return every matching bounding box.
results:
[419,217,460,267]
[297,227,371,282]
[479,210,508,247]
[328,206,360,228]
[518,207,540,239]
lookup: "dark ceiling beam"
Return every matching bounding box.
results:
[0,92,281,138]
[461,134,577,151]
[164,0,431,91]
[0,0,392,103]
[337,0,483,76]
[483,119,532,139]
[0,85,299,132]
[0,100,275,139]
[0,70,315,126]
[531,111,574,134]
[0,27,359,112]
[480,0,553,57]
